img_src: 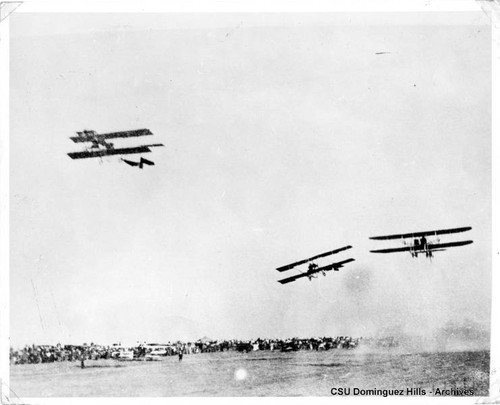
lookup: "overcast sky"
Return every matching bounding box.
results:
[9,12,491,346]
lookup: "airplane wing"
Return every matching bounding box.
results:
[427,240,473,250]
[315,258,355,272]
[370,240,473,254]
[276,245,352,272]
[370,246,413,254]
[369,226,472,240]
[277,273,311,284]
[70,129,153,143]
[278,258,355,284]
[68,145,162,159]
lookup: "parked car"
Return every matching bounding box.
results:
[145,348,167,361]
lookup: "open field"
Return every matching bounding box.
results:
[9,349,489,397]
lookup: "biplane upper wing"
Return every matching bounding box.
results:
[68,144,163,159]
[276,245,352,272]
[427,240,473,250]
[369,226,472,241]
[70,129,153,143]
[278,258,355,284]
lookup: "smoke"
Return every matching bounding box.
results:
[317,263,490,353]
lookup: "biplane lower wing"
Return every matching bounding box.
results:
[278,258,355,284]
[427,240,473,250]
[278,273,309,284]
[70,129,153,143]
[370,240,473,254]
[370,246,413,254]
[68,144,163,159]
[369,226,472,241]
[276,245,352,272]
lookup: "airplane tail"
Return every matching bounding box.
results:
[122,157,155,169]
[139,157,154,169]
[121,158,139,167]
[140,157,155,166]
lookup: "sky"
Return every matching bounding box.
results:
[9,12,491,347]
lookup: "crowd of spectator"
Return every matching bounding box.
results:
[10,336,394,365]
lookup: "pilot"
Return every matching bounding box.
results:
[308,263,318,273]
[420,236,427,248]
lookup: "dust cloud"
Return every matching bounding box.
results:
[318,262,490,353]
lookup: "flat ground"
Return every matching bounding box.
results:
[9,349,489,397]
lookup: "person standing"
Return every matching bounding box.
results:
[80,348,86,369]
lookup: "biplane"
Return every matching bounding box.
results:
[276,245,354,284]
[369,226,473,258]
[67,129,164,168]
